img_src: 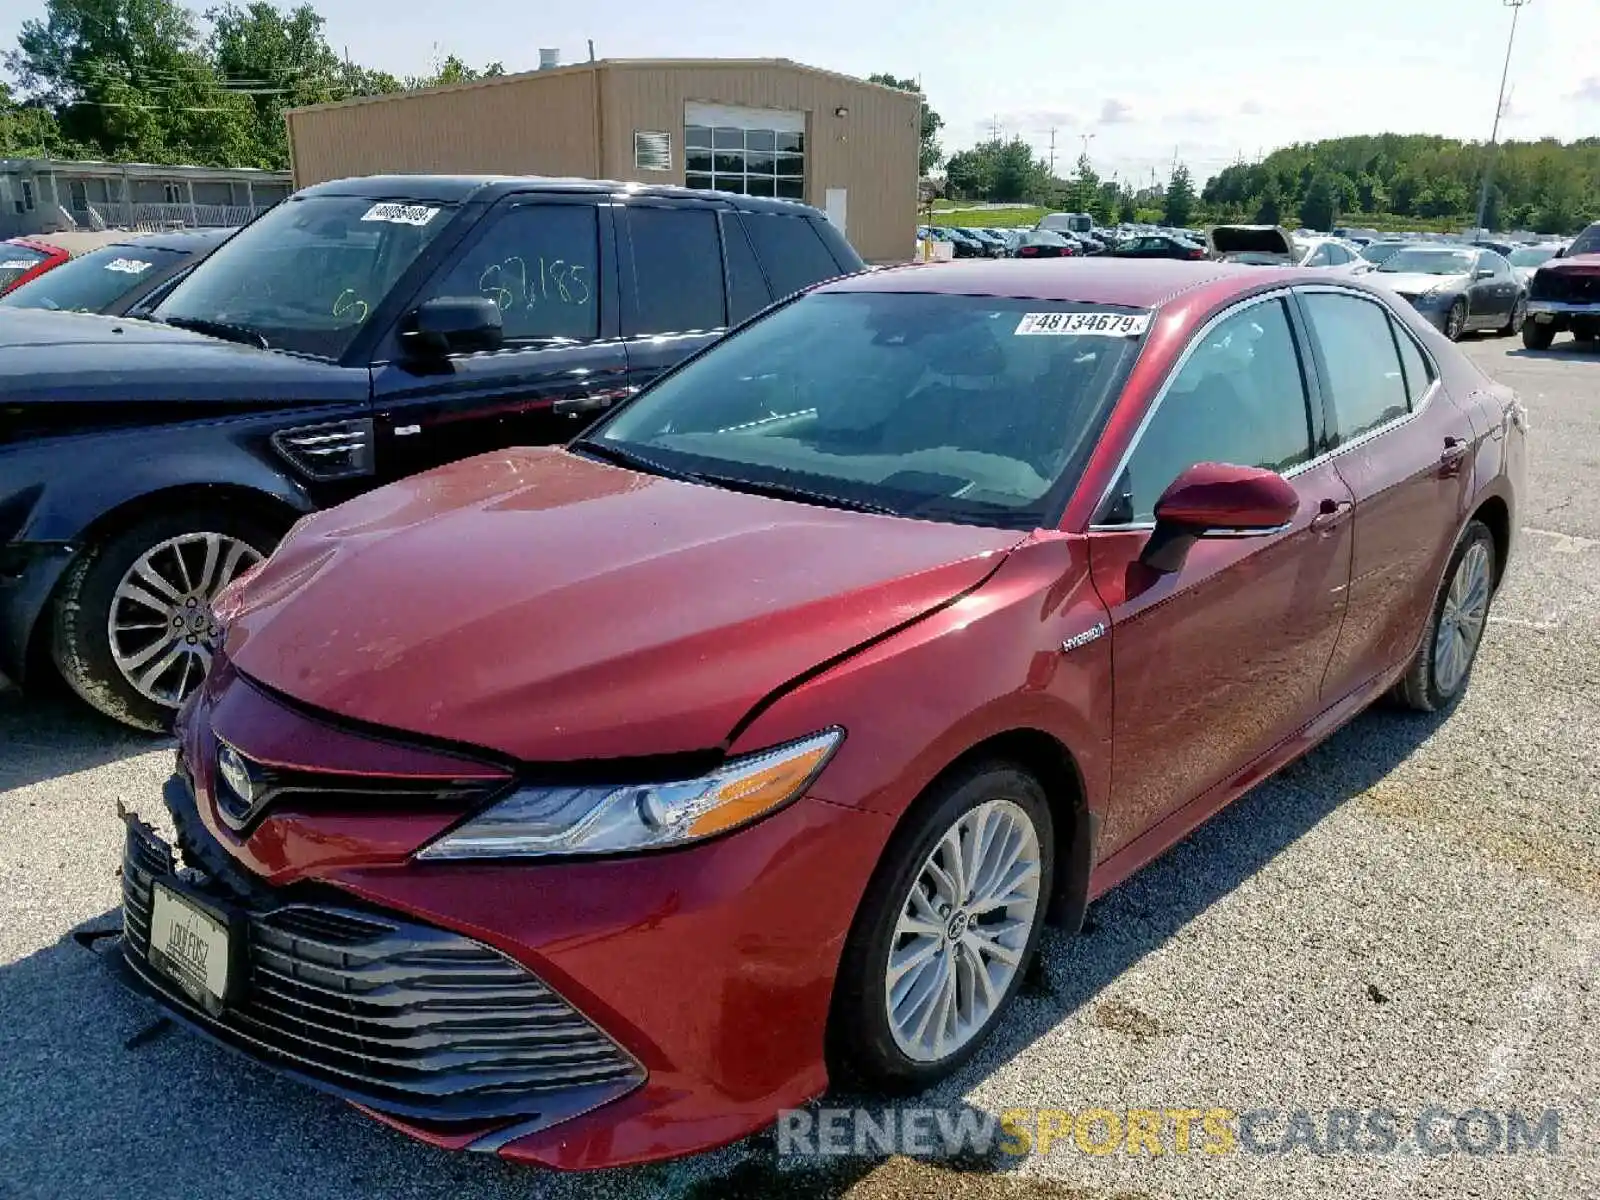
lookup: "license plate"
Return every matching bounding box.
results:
[148,882,231,1007]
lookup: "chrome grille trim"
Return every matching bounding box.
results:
[120,820,644,1123]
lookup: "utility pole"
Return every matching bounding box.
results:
[1048,128,1056,177]
[1474,0,1530,234]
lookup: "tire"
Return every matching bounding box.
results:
[1521,320,1556,350]
[1574,321,1599,345]
[827,760,1054,1092]
[1394,520,1496,713]
[51,509,279,731]
[1501,297,1527,337]
[1444,299,1468,342]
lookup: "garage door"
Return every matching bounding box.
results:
[684,102,805,201]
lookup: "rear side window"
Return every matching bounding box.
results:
[1108,298,1314,523]
[426,203,599,342]
[623,206,725,335]
[1391,320,1434,408]
[742,213,844,299]
[720,213,772,324]
[1300,291,1410,442]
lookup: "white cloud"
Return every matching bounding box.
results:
[1239,99,1265,116]
[1099,98,1135,124]
[1572,77,1600,104]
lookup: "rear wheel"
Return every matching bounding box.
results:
[1574,320,1599,346]
[1501,297,1527,336]
[828,762,1053,1091]
[1444,299,1468,342]
[51,509,276,731]
[1394,520,1496,712]
[1521,320,1556,350]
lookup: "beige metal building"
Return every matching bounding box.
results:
[284,58,922,263]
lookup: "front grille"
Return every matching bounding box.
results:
[1529,269,1600,305]
[121,820,644,1124]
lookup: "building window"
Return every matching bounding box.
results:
[21,180,35,211]
[634,131,673,172]
[163,181,183,205]
[685,125,804,200]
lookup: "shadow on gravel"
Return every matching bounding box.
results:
[1506,341,1600,360]
[0,704,1450,1200]
[0,688,166,792]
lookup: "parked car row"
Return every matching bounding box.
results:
[98,245,1523,1171]
[0,227,235,317]
[1,177,864,730]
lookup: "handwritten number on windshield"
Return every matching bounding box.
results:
[332,289,370,323]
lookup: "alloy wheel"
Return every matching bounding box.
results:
[1509,298,1527,334]
[884,798,1042,1064]
[1432,541,1492,696]
[106,532,263,708]
[1446,301,1466,341]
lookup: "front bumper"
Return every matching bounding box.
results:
[0,541,75,687]
[1527,300,1600,322]
[124,672,898,1169]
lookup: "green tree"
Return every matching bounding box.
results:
[207,2,343,167]
[1117,190,1138,224]
[1254,179,1282,225]
[867,73,943,174]
[1163,163,1195,227]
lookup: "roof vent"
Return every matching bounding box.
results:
[538,48,559,70]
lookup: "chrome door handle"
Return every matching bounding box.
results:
[1439,436,1470,477]
[1309,498,1353,532]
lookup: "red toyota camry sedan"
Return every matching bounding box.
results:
[119,258,1525,1170]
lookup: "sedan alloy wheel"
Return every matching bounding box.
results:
[1431,539,1492,696]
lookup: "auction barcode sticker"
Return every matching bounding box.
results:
[1015,311,1151,337]
[360,203,441,226]
[103,258,154,274]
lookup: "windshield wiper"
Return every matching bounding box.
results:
[689,473,900,516]
[161,316,269,350]
[570,438,706,483]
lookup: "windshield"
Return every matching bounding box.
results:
[0,243,187,313]
[1360,242,1409,265]
[1379,248,1475,275]
[1508,246,1559,268]
[0,244,50,290]
[588,292,1148,530]
[1567,224,1600,256]
[153,195,455,358]
[1023,231,1068,246]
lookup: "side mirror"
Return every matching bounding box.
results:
[1140,462,1300,574]
[1552,246,1564,258]
[400,296,503,358]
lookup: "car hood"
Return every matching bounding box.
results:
[0,308,355,403]
[1537,253,1600,276]
[222,447,1024,762]
[1370,271,1468,296]
[1208,225,1294,259]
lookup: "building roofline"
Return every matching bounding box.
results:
[283,57,922,118]
[0,157,290,178]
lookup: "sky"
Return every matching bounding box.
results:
[5,0,1599,186]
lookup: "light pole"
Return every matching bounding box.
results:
[1079,132,1096,166]
[1473,0,1530,234]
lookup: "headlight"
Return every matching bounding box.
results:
[1415,288,1455,308]
[415,728,844,860]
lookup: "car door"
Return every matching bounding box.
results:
[1085,293,1356,854]
[616,198,733,392]
[1296,287,1476,703]
[1464,251,1505,327]
[369,194,627,481]
[1481,250,1518,324]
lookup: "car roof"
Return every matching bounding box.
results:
[295,174,826,216]
[825,258,1304,308]
[113,226,239,252]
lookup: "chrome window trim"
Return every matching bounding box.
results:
[1088,283,1439,532]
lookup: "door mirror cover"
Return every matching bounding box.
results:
[402,296,504,357]
[1141,462,1300,574]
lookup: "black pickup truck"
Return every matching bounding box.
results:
[0,174,863,729]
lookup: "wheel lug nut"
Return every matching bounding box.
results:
[185,635,197,645]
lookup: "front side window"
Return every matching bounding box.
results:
[1105,298,1314,524]
[1301,291,1410,443]
[154,194,456,358]
[0,243,185,312]
[424,203,599,343]
[623,206,724,335]
[591,292,1148,530]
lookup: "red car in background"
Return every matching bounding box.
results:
[0,236,70,294]
[117,258,1525,1170]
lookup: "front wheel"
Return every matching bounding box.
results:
[828,762,1054,1091]
[1444,299,1468,342]
[51,510,276,730]
[1394,520,1496,712]
[1521,320,1556,350]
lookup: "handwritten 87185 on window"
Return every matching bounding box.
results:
[477,257,592,311]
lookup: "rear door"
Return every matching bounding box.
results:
[1475,250,1517,326]
[369,194,628,481]
[615,198,732,392]
[1296,287,1476,702]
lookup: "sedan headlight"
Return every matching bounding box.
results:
[416,728,843,860]
[1414,288,1457,309]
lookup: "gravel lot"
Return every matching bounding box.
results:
[2,336,1596,1200]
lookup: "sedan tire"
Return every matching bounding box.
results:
[1501,297,1527,337]
[1394,520,1496,712]
[828,761,1054,1092]
[51,509,275,731]
[1444,299,1468,342]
